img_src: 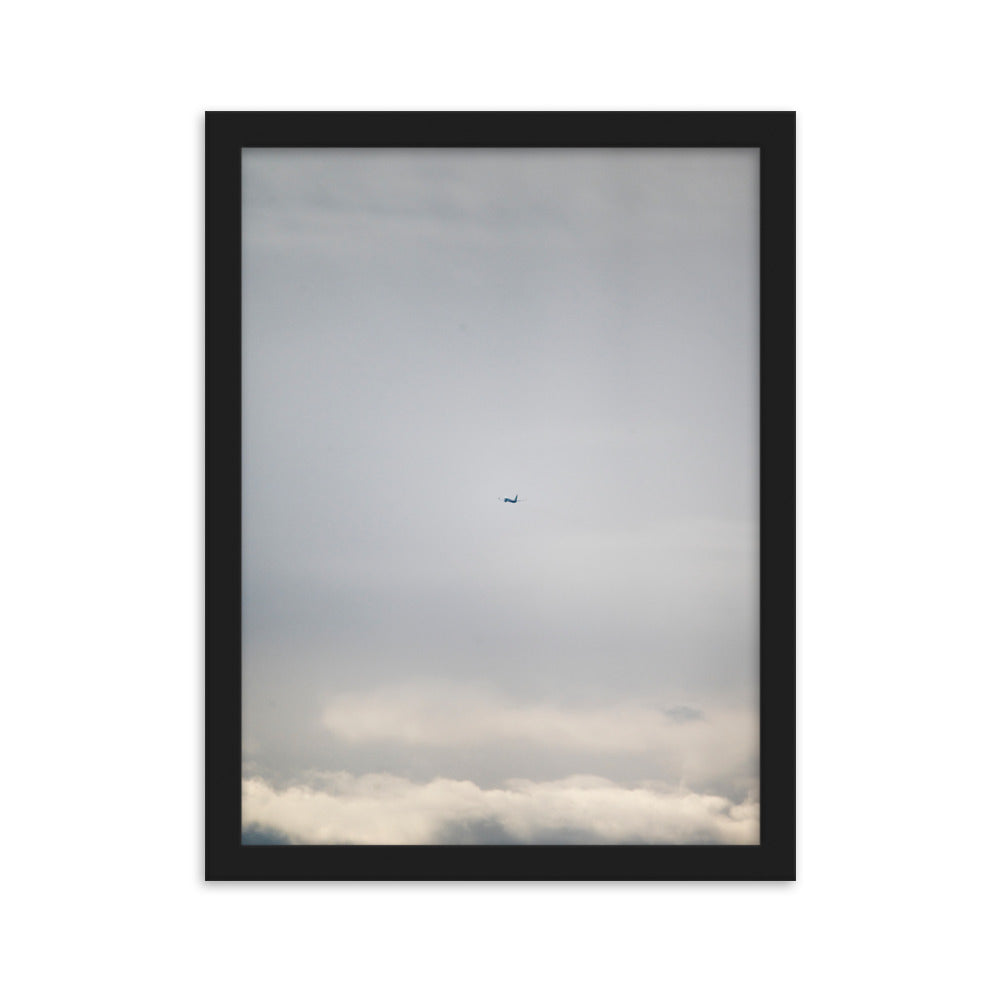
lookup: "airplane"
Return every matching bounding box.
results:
[499,494,518,504]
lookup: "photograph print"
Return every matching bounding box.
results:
[206,112,795,880]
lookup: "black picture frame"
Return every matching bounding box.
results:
[206,111,795,881]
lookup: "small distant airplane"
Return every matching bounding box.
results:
[499,494,518,504]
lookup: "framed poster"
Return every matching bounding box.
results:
[206,112,795,880]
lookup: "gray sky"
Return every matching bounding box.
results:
[242,148,759,844]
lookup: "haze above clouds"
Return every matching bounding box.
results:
[242,148,759,844]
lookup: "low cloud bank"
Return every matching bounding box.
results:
[321,685,757,790]
[324,685,747,752]
[243,772,759,845]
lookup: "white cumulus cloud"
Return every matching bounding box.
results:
[243,771,759,845]
[321,684,757,789]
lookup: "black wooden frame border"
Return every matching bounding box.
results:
[206,112,795,881]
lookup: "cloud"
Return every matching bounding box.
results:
[242,772,759,846]
[324,685,726,751]
[321,684,756,789]
[662,705,705,723]
[241,824,293,846]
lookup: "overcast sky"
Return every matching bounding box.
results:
[241,147,759,844]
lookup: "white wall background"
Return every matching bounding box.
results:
[2,2,997,997]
